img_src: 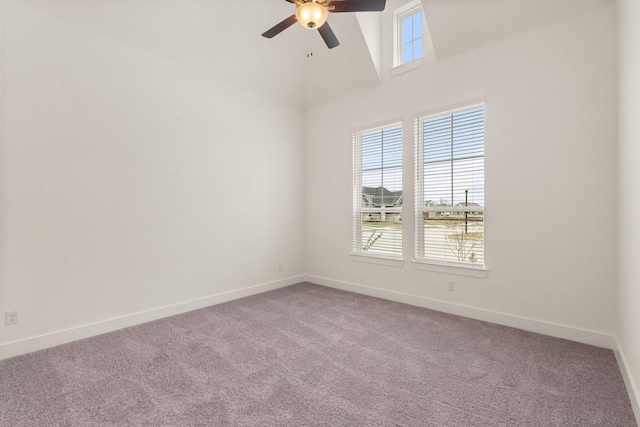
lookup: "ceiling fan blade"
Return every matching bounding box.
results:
[328,0,386,13]
[262,15,298,38]
[318,22,340,49]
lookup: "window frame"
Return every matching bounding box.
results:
[393,0,424,68]
[414,103,487,271]
[352,122,404,261]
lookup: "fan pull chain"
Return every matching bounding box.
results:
[306,31,314,58]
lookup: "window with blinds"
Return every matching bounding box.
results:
[353,123,403,258]
[414,105,485,267]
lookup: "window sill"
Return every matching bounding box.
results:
[411,260,488,278]
[351,254,404,268]
[391,57,424,76]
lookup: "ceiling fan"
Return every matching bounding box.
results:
[262,0,386,49]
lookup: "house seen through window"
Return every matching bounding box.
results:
[414,105,485,267]
[352,123,403,258]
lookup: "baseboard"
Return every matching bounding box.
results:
[614,336,640,423]
[0,275,304,361]
[305,274,616,350]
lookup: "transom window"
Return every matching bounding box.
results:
[394,1,423,67]
[352,123,403,258]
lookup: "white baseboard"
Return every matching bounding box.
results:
[0,275,304,361]
[305,274,616,349]
[614,336,640,423]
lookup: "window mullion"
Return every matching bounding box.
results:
[450,114,454,207]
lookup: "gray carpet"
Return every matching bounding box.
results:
[0,282,636,426]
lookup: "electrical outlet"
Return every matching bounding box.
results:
[447,281,455,292]
[5,311,19,325]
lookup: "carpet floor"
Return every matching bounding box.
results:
[0,282,637,426]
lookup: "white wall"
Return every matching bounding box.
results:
[0,0,626,371]
[0,2,305,353]
[305,3,618,346]
[617,0,640,412]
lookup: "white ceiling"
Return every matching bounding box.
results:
[17,0,615,109]
[422,0,615,60]
[19,0,381,109]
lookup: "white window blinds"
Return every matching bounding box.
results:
[353,123,403,258]
[415,105,485,267]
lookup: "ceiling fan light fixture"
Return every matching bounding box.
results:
[296,1,328,29]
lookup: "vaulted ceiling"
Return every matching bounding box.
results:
[423,0,615,60]
[19,0,614,109]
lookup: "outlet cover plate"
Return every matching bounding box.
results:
[5,311,19,325]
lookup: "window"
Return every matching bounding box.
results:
[394,1,423,67]
[353,123,403,259]
[414,105,485,268]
